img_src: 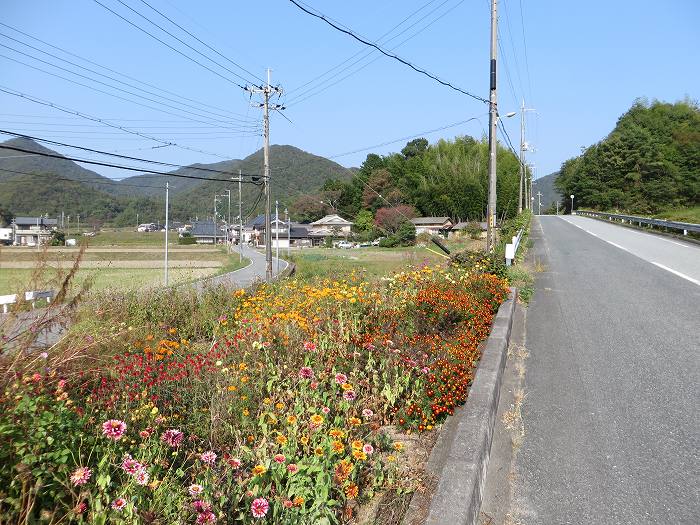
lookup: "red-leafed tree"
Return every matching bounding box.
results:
[374,205,416,233]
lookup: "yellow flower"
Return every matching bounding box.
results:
[241,376,249,383]
[287,415,298,425]
[276,435,288,445]
[314,446,325,457]
[351,440,363,450]
[345,483,359,499]
[300,436,309,445]
[168,327,177,334]
[341,383,353,391]
[393,442,404,451]
[387,455,397,462]
[352,450,367,461]
[242,409,250,417]
[329,428,345,439]
[309,414,324,426]
[263,397,272,405]
[348,417,361,426]
[331,441,344,453]
[275,402,285,410]
[238,363,248,371]
[251,465,266,476]
[227,385,237,392]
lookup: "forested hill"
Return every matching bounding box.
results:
[555,99,700,213]
[533,172,561,212]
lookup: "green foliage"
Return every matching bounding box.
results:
[51,230,66,246]
[555,99,700,213]
[178,232,196,245]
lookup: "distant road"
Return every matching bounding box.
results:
[515,216,699,524]
[193,245,287,292]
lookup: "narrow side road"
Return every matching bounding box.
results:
[193,245,288,292]
[510,216,699,524]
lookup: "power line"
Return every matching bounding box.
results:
[93,0,258,90]
[287,0,488,104]
[285,0,467,108]
[0,143,264,184]
[0,23,258,124]
[0,85,242,159]
[518,0,533,104]
[136,0,264,85]
[0,166,168,190]
[0,130,263,178]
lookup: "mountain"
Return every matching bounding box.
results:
[533,172,562,212]
[0,137,113,191]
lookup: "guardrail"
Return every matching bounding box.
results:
[505,228,524,266]
[0,289,55,314]
[575,210,700,235]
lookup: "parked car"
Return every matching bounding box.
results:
[336,240,354,249]
[371,237,384,246]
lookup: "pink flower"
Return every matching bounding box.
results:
[227,457,242,469]
[73,502,87,514]
[139,430,151,439]
[283,500,293,508]
[251,498,269,518]
[189,484,204,497]
[362,408,374,418]
[31,373,42,383]
[57,379,67,390]
[102,419,127,440]
[286,463,298,474]
[192,500,212,513]
[343,390,357,401]
[200,451,217,465]
[134,470,150,485]
[303,341,316,352]
[310,381,319,390]
[196,511,217,524]
[334,373,347,384]
[363,342,375,350]
[70,466,92,486]
[121,455,145,476]
[111,498,127,511]
[161,429,184,447]
[273,454,286,464]
[298,367,314,380]
[321,406,330,415]
[363,443,374,455]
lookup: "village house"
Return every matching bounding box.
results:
[11,216,58,246]
[410,216,453,237]
[241,215,313,248]
[450,221,488,239]
[307,214,353,244]
[189,220,225,244]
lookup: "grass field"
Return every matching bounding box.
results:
[653,205,700,223]
[288,237,483,280]
[0,230,249,294]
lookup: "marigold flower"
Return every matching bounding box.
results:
[352,450,367,461]
[345,483,359,499]
[275,402,285,410]
[286,415,297,424]
[329,428,345,438]
[341,383,353,391]
[102,419,127,440]
[300,436,309,446]
[393,442,404,451]
[276,434,288,445]
[227,385,237,392]
[70,467,91,486]
[189,484,204,497]
[273,454,286,464]
[348,417,361,427]
[287,463,299,474]
[351,440,363,450]
[293,496,305,506]
[309,414,324,426]
[331,441,344,453]
[387,454,397,462]
[251,498,269,518]
[251,464,266,476]
[314,446,325,457]
[200,451,217,465]
[111,498,127,511]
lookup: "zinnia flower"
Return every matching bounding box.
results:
[161,429,184,447]
[321,406,330,415]
[189,484,204,497]
[343,390,357,401]
[334,373,347,384]
[362,408,374,418]
[298,367,314,379]
[283,500,293,508]
[70,466,92,486]
[121,456,145,476]
[251,498,269,518]
[196,511,217,524]
[192,500,212,513]
[111,498,127,511]
[134,470,150,486]
[363,443,374,455]
[287,463,298,474]
[200,451,217,465]
[273,453,286,464]
[102,419,127,440]
[303,341,316,351]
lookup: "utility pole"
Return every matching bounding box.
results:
[285,207,290,258]
[224,189,232,253]
[537,191,542,215]
[486,0,499,252]
[77,214,80,234]
[556,201,560,215]
[518,100,536,214]
[213,195,218,245]
[136,213,139,230]
[164,182,169,286]
[238,169,243,263]
[275,200,279,275]
[248,69,283,281]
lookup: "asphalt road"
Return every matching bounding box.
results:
[514,216,700,524]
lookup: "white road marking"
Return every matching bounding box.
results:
[605,241,630,252]
[651,263,700,286]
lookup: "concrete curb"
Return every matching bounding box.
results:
[403,287,517,525]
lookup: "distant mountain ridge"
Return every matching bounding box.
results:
[533,172,562,212]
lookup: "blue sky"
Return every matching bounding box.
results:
[1,0,699,181]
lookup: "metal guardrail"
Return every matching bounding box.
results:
[0,289,55,314]
[505,228,525,266]
[575,210,700,234]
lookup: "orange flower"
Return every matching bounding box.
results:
[352,450,367,461]
[314,446,325,457]
[341,383,353,391]
[351,440,363,450]
[334,460,352,482]
[251,465,266,476]
[276,435,288,445]
[309,414,324,426]
[293,496,305,507]
[348,417,362,426]
[331,441,344,453]
[393,442,404,452]
[345,483,359,499]
[287,415,298,425]
[227,385,237,392]
[329,428,345,439]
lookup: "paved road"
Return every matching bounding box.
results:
[514,216,699,524]
[193,245,288,292]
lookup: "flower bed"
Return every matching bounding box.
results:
[0,266,508,524]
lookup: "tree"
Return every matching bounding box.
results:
[290,195,329,223]
[401,138,428,159]
[353,210,374,233]
[374,205,416,234]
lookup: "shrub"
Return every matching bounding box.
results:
[178,232,196,245]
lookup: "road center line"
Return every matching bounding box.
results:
[651,262,700,286]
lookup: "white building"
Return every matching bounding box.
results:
[410,217,453,237]
[308,214,353,237]
[11,217,58,246]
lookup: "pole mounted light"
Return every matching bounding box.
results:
[570,194,575,214]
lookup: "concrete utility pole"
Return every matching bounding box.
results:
[238,169,243,263]
[285,207,290,258]
[224,189,232,252]
[164,182,169,286]
[486,0,499,252]
[537,191,542,215]
[247,69,283,281]
[213,195,218,245]
[275,200,279,275]
[518,100,536,214]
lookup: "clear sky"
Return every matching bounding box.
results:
[1,0,699,181]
